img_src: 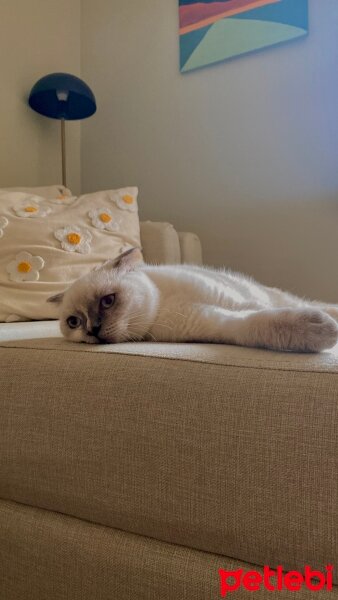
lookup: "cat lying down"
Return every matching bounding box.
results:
[49,248,338,353]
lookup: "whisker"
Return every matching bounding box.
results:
[161,308,187,319]
[152,322,174,330]
[145,331,157,342]
[130,319,174,332]
[125,331,143,343]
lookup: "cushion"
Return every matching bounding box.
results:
[0,184,72,199]
[0,187,141,322]
[1,499,288,600]
[0,330,337,579]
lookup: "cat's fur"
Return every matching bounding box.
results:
[49,248,338,353]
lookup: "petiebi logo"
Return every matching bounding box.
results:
[219,566,334,596]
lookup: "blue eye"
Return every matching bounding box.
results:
[67,315,82,329]
[100,294,116,309]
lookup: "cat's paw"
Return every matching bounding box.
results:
[274,309,338,353]
[301,310,338,351]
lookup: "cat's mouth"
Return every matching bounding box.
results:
[97,336,109,344]
[83,334,108,345]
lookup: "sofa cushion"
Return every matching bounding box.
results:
[0,500,302,600]
[5,499,335,600]
[0,329,337,579]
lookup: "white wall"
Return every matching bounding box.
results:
[81,0,338,301]
[0,0,81,193]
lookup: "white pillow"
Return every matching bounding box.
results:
[0,187,141,322]
[0,185,72,200]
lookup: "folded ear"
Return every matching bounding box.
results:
[47,292,65,304]
[101,247,143,272]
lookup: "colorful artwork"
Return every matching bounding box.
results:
[179,0,308,72]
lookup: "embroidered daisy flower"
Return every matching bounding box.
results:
[6,251,45,282]
[50,194,77,205]
[54,225,92,254]
[13,198,51,218]
[0,216,9,238]
[113,190,138,212]
[88,207,120,232]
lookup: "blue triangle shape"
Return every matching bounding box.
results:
[180,25,211,70]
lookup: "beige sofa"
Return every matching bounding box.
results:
[0,221,337,599]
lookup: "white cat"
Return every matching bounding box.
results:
[49,248,338,352]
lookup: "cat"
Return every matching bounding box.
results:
[48,248,338,353]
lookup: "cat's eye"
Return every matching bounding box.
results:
[100,294,116,310]
[67,315,82,329]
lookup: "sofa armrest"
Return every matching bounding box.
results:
[140,221,181,264]
[178,232,203,265]
[140,221,203,265]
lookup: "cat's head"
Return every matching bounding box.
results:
[48,248,158,344]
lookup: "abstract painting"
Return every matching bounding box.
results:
[179,0,308,72]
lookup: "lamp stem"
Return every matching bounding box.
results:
[61,118,67,187]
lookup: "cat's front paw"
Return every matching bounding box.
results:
[276,309,338,353]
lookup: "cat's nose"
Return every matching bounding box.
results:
[87,322,101,337]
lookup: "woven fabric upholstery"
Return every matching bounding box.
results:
[0,335,337,580]
[178,231,203,264]
[1,500,336,600]
[140,221,181,264]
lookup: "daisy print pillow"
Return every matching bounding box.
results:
[0,187,141,322]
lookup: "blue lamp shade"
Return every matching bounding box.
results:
[28,72,96,120]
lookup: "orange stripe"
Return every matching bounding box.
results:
[179,0,280,35]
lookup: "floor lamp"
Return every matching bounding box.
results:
[28,73,96,187]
